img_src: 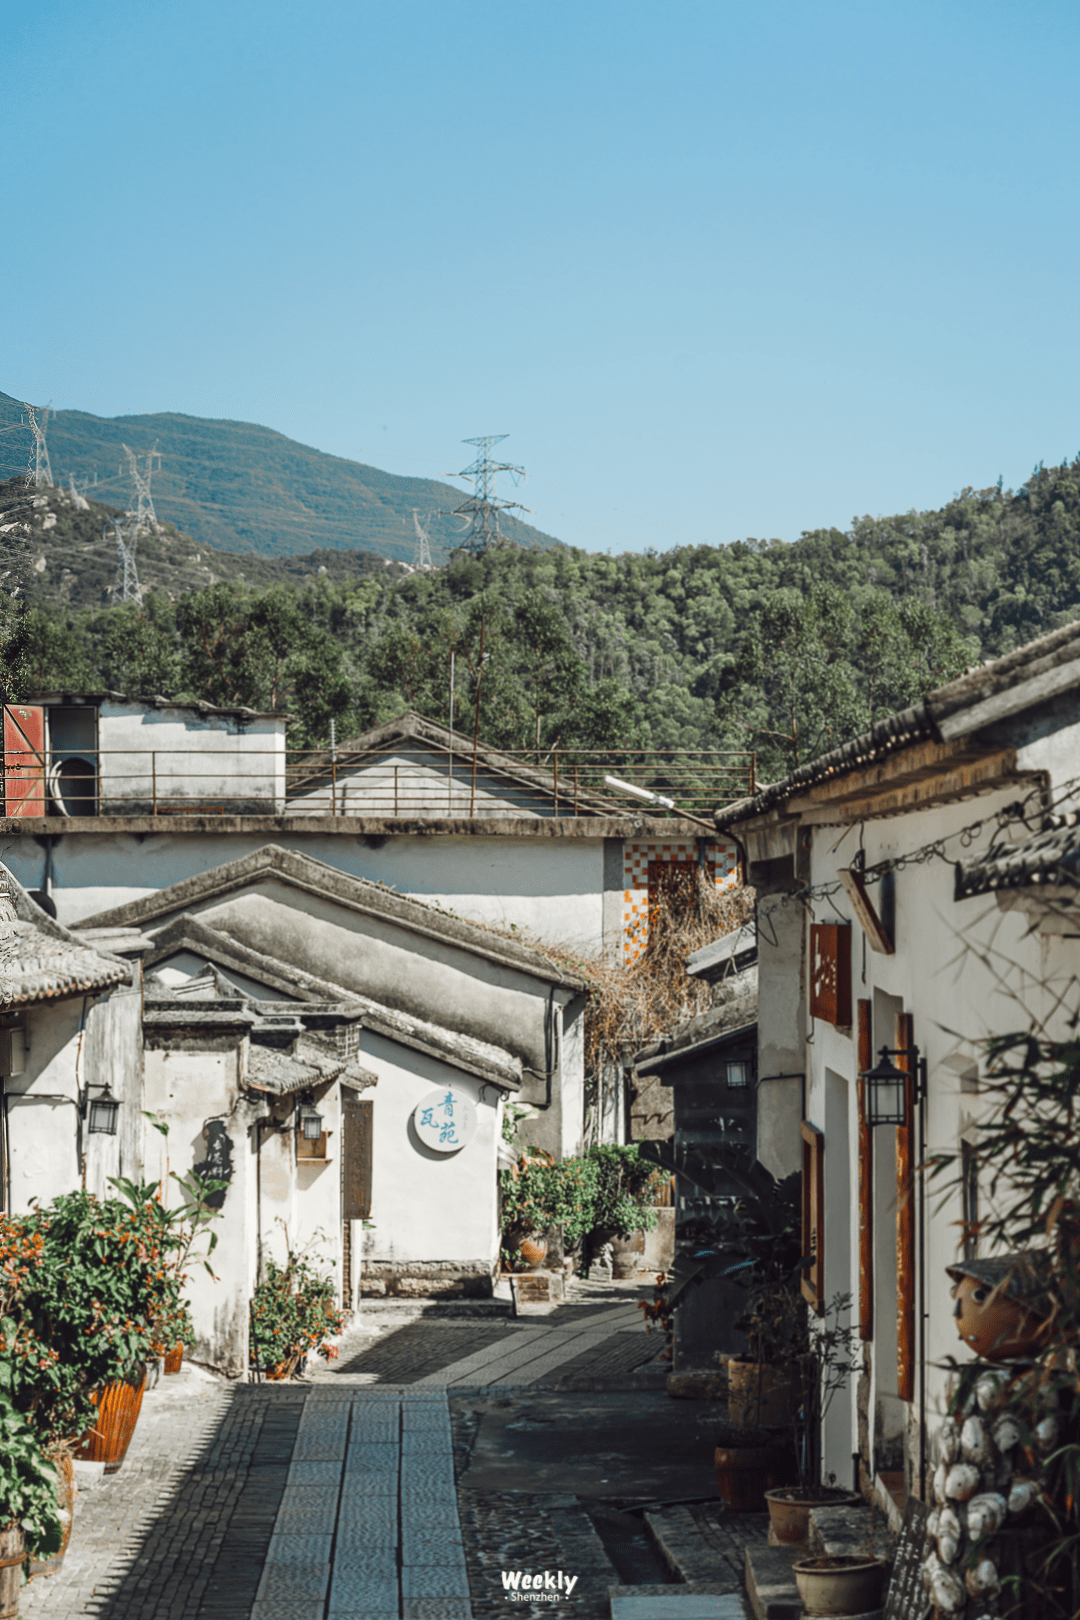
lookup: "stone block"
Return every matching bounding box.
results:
[743,1544,802,1620]
[251,1605,328,1620]
[265,1533,334,1563]
[510,1269,565,1315]
[401,1604,475,1620]
[402,1566,472,1599]
[286,1460,343,1487]
[666,1370,729,1400]
[610,1595,748,1620]
[339,1471,398,1495]
[808,1504,882,1561]
[255,1562,330,1604]
[72,1460,105,1491]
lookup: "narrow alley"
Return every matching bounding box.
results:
[25,1282,759,1620]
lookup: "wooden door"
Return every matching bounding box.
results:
[3,705,45,816]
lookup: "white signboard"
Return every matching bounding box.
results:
[412,1088,476,1153]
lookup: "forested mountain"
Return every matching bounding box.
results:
[3,454,1080,777]
[0,393,557,562]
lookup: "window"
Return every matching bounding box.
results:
[726,1059,752,1089]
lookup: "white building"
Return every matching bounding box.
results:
[718,619,1080,1509]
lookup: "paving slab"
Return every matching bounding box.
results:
[610,1593,750,1620]
[743,1544,802,1620]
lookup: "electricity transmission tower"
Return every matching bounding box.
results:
[109,443,161,603]
[67,474,89,511]
[449,435,529,552]
[412,510,434,570]
[24,405,53,489]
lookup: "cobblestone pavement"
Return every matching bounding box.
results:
[24,1281,727,1620]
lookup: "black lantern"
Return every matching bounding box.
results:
[86,1085,120,1136]
[859,1046,923,1127]
[299,1104,324,1141]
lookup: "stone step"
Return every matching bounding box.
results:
[610,1587,749,1620]
[808,1503,890,1564]
[744,1544,802,1620]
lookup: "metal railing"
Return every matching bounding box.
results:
[1,744,756,821]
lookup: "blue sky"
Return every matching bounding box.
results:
[5,0,1080,555]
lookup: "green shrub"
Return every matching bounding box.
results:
[250,1254,346,1379]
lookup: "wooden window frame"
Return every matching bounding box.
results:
[809,922,853,1027]
[801,1120,825,1314]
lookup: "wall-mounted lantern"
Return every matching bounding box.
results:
[859,1045,926,1127]
[298,1104,324,1141]
[85,1084,121,1136]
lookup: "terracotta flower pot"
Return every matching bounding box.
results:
[75,1365,147,1473]
[714,1444,792,1512]
[729,1360,801,1427]
[793,1556,887,1616]
[0,1525,24,1620]
[163,1344,185,1375]
[514,1234,548,1271]
[764,1486,862,1545]
[29,1452,75,1577]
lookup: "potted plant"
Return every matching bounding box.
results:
[793,1506,887,1615]
[250,1235,347,1380]
[0,1388,64,1613]
[764,1291,863,1544]
[582,1144,662,1277]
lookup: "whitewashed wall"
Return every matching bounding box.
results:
[98,700,285,812]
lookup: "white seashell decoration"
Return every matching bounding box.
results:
[945,1462,981,1501]
[961,1416,992,1466]
[992,1415,1020,1453]
[926,1506,941,1544]
[976,1371,1007,1411]
[931,1564,967,1612]
[1036,1415,1060,1452]
[966,1493,1007,1537]
[934,1461,949,1504]
[938,1532,959,1565]
[939,1505,961,1540]
[938,1417,960,1463]
[1008,1478,1040,1515]
[966,1559,1001,1600]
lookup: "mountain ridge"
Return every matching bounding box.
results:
[0,392,562,564]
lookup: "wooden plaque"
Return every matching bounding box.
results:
[857,998,873,1341]
[801,1120,825,1314]
[896,1011,916,1404]
[342,1093,373,1220]
[809,923,852,1027]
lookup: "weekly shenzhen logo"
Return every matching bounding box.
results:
[501,1569,580,1602]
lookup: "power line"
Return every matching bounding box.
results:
[447,434,530,553]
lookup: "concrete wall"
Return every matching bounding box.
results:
[357,1028,502,1298]
[6,830,615,953]
[4,984,143,1211]
[290,751,564,819]
[97,700,285,813]
[755,890,805,1179]
[143,1038,258,1378]
[795,779,1080,1492]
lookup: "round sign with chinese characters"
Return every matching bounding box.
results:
[412,1088,477,1153]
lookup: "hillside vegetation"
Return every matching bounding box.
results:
[0,393,557,563]
[2,456,1079,772]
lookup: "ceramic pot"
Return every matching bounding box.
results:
[729,1361,801,1428]
[793,1556,887,1616]
[610,1231,645,1281]
[714,1444,792,1512]
[163,1344,185,1375]
[0,1525,23,1620]
[75,1365,147,1473]
[764,1487,862,1545]
[29,1452,75,1578]
[515,1234,548,1271]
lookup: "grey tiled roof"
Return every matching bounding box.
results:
[0,866,129,1007]
[955,813,1080,899]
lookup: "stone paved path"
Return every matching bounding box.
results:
[23,1283,688,1620]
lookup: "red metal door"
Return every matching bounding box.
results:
[3,706,45,817]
